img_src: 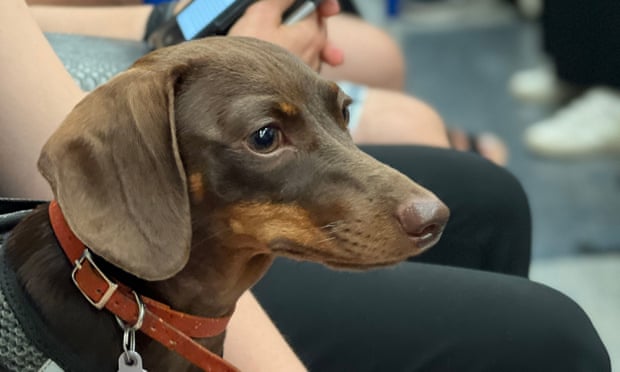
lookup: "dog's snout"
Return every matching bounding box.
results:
[396,196,450,248]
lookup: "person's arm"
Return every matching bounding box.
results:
[0,0,85,199]
[27,0,141,4]
[29,4,153,40]
[224,291,306,371]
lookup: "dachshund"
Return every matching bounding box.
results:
[3,37,449,371]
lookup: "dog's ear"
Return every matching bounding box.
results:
[38,65,191,281]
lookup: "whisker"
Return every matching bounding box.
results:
[320,220,345,231]
[315,236,337,245]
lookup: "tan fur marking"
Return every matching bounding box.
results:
[278,102,299,116]
[189,172,204,204]
[229,219,245,234]
[226,202,326,247]
[328,81,340,94]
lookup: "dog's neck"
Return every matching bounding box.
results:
[149,227,274,319]
[5,205,274,371]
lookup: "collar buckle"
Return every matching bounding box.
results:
[71,249,118,310]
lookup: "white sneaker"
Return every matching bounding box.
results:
[516,0,543,20]
[524,87,620,158]
[509,64,574,104]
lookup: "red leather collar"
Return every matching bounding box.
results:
[48,200,239,372]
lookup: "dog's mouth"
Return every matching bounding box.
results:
[271,244,400,269]
[406,227,445,253]
[270,227,444,270]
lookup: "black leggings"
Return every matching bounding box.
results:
[252,146,610,372]
[543,0,620,88]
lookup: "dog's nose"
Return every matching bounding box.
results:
[396,196,450,246]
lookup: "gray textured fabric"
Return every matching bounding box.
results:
[0,250,48,372]
[45,33,151,91]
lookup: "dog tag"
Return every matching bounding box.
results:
[117,351,147,372]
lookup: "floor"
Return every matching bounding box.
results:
[356,0,620,368]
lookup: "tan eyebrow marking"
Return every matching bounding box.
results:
[327,81,340,94]
[278,102,299,116]
[189,172,205,204]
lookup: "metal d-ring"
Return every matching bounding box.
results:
[115,291,145,365]
[115,291,145,332]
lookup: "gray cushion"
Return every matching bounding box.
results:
[45,33,151,91]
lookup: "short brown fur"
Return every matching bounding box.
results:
[5,37,448,371]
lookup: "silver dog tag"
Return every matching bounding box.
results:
[117,351,147,372]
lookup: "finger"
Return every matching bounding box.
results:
[320,40,345,67]
[241,0,296,27]
[318,0,340,18]
[261,0,297,14]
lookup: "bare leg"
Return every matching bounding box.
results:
[29,4,152,40]
[351,88,450,147]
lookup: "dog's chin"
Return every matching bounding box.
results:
[322,239,444,271]
[322,258,406,271]
[328,230,445,270]
[271,229,444,271]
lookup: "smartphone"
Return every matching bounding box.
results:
[148,0,317,49]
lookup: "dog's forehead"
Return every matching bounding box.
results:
[197,38,323,93]
[170,38,345,136]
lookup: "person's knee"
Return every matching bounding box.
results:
[352,89,449,147]
[499,282,611,371]
[479,159,530,222]
[441,151,530,225]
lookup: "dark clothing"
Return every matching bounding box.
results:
[543,0,620,88]
[338,0,360,16]
[253,146,611,372]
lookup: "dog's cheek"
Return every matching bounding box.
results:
[225,202,327,248]
[189,172,205,204]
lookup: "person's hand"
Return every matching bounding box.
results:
[229,0,344,71]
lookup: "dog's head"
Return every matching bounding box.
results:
[38,37,449,282]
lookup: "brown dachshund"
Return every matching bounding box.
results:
[4,37,449,371]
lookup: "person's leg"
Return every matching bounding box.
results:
[359,146,530,277]
[252,260,610,372]
[340,83,508,165]
[252,146,550,369]
[350,88,450,148]
[543,0,620,88]
[251,146,560,370]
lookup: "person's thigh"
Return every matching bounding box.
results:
[252,259,610,372]
[351,89,450,147]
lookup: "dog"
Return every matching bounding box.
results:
[2,37,449,371]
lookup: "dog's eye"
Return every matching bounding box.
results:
[248,126,281,153]
[342,105,350,125]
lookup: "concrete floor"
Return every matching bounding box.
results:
[354,0,620,368]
